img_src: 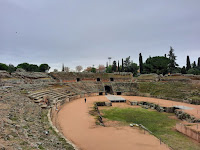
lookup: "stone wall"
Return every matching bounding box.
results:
[49,72,133,83]
[176,123,200,142]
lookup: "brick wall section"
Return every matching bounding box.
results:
[176,123,200,142]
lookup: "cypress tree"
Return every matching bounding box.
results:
[139,53,143,74]
[198,57,200,68]
[192,61,196,68]
[122,58,124,72]
[186,55,191,71]
[112,61,117,72]
[62,64,64,72]
[118,60,119,72]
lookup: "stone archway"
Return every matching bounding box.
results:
[104,86,113,94]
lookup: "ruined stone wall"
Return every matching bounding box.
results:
[176,123,200,142]
[49,72,133,83]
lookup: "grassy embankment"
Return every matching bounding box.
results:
[138,82,200,103]
[102,107,200,150]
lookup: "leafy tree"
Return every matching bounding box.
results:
[91,67,96,73]
[17,63,30,71]
[39,64,50,72]
[8,64,15,73]
[7,64,16,73]
[76,65,83,72]
[0,63,8,71]
[128,62,139,76]
[143,56,170,75]
[186,56,191,71]
[181,66,187,74]
[187,68,200,75]
[85,67,92,72]
[124,56,131,72]
[112,61,117,72]
[29,64,39,72]
[168,46,178,73]
[54,69,58,72]
[139,53,143,74]
[64,67,70,72]
[98,65,105,73]
[106,65,112,73]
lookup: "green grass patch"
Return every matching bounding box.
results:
[138,82,190,100]
[102,107,200,150]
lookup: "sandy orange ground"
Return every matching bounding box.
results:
[57,96,169,150]
[122,96,200,119]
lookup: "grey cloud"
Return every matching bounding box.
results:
[0,0,200,71]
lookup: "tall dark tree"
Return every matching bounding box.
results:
[118,61,120,72]
[186,55,191,71]
[106,62,108,68]
[122,58,124,72]
[62,64,64,72]
[192,61,196,68]
[164,54,167,57]
[198,57,200,68]
[112,61,117,72]
[139,53,143,74]
[168,46,178,73]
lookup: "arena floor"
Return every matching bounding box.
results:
[57,96,171,150]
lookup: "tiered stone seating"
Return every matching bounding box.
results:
[111,82,138,93]
[28,88,73,108]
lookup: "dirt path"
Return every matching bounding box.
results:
[122,96,200,119]
[57,96,169,150]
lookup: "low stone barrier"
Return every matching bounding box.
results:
[127,100,200,123]
[126,100,137,105]
[96,101,112,106]
[174,110,200,123]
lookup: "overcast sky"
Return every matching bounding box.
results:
[1,0,200,71]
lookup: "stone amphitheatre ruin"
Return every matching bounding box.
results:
[0,69,200,149]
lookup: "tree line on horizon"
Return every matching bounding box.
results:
[0,62,50,73]
[1,47,199,76]
[106,47,200,76]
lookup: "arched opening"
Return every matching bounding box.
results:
[117,92,121,95]
[99,92,103,95]
[110,78,114,81]
[76,78,80,82]
[97,78,101,81]
[105,86,112,94]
